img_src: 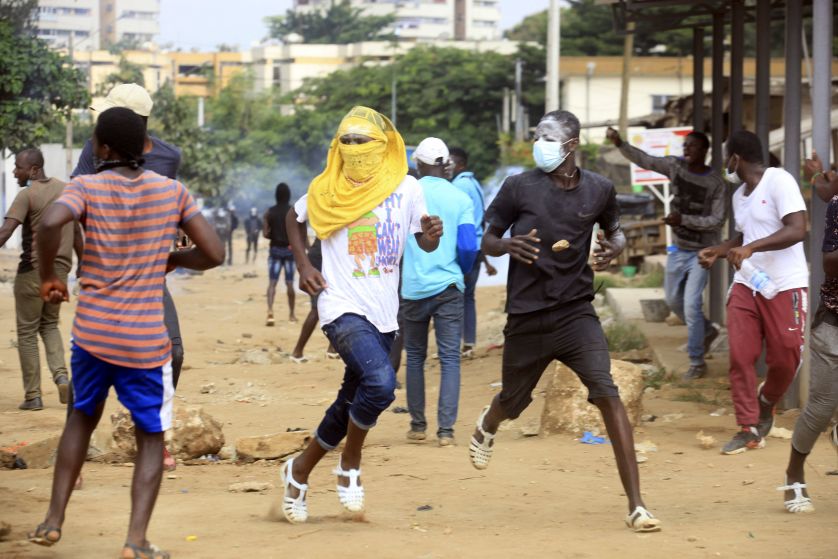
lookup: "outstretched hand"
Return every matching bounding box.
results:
[605,127,623,147]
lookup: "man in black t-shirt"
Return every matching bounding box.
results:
[467,110,662,533]
[263,182,296,325]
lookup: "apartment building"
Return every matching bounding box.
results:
[292,0,501,41]
[34,0,160,50]
[36,0,100,49]
[99,0,160,49]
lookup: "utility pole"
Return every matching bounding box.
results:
[65,33,74,179]
[545,0,560,112]
[585,61,595,142]
[514,59,525,141]
[618,21,634,137]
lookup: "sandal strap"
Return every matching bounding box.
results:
[123,542,170,559]
[284,459,308,493]
[777,482,807,492]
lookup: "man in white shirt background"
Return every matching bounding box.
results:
[699,130,808,455]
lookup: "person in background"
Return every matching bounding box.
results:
[469,110,661,533]
[776,151,838,514]
[699,130,808,455]
[244,207,261,264]
[0,149,80,410]
[402,138,478,446]
[607,127,725,380]
[228,203,239,266]
[264,182,296,325]
[289,237,337,363]
[449,147,497,358]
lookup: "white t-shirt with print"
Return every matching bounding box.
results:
[732,166,808,292]
[295,175,427,333]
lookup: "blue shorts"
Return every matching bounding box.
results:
[71,343,174,433]
[269,247,295,283]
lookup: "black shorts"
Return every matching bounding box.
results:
[499,300,618,419]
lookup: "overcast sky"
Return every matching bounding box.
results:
[159,0,553,51]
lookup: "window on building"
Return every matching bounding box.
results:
[651,94,671,113]
[272,64,282,86]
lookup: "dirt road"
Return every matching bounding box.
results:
[1,244,836,559]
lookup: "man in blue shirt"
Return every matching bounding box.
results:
[449,147,497,358]
[402,138,478,446]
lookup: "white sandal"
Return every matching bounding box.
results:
[777,479,815,513]
[469,406,496,470]
[333,459,364,513]
[625,506,662,532]
[280,458,309,523]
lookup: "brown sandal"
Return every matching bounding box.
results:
[122,542,170,559]
[28,523,62,546]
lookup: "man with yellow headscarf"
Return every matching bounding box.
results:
[281,106,442,524]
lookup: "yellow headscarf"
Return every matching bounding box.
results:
[307,106,408,239]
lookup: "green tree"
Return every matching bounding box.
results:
[0,0,37,33]
[265,1,395,44]
[283,46,522,179]
[96,56,145,95]
[148,84,233,198]
[0,20,89,153]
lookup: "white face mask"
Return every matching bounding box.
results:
[533,138,574,173]
[724,155,742,184]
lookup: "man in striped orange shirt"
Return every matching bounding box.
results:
[28,108,224,559]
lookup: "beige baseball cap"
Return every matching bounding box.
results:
[91,83,153,117]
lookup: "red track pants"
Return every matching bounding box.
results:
[727,283,807,427]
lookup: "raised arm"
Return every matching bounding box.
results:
[606,127,677,178]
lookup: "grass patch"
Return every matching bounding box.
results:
[632,265,664,288]
[674,387,726,407]
[594,273,626,292]
[594,266,664,292]
[604,321,647,352]
[642,367,669,390]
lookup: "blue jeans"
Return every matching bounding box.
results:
[664,248,711,366]
[462,251,481,345]
[402,285,464,437]
[315,314,396,450]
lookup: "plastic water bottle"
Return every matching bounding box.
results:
[739,259,779,299]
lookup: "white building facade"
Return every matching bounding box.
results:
[34,0,160,50]
[292,0,501,41]
[36,0,100,49]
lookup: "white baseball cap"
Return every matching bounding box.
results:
[412,137,449,165]
[91,83,154,117]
